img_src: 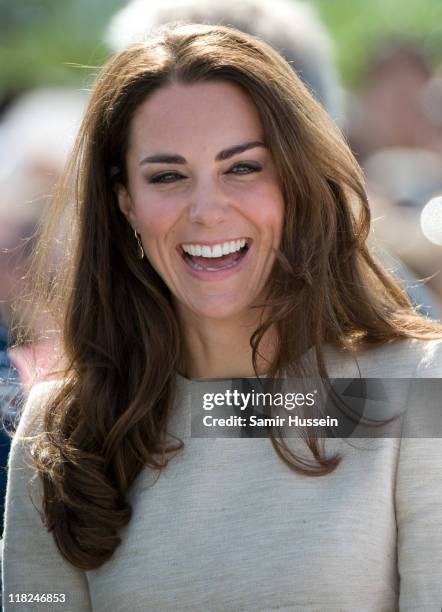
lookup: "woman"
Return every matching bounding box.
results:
[2,23,442,611]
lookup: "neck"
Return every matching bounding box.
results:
[177,308,276,380]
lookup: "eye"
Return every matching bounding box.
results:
[227,162,262,175]
[148,171,186,184]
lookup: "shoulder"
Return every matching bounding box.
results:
[414,338,442,377]
[13,379,64,440]
[6,381,65,507]
[5,382,64,510]
[324,337,442,378]
[373,337,442,378]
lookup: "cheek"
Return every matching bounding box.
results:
[134,195,182,245]
[245,184,285,236]
[266,192,285,229]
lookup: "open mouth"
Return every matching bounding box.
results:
[179,238,251,272]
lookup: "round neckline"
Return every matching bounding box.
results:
[175,372,269,383]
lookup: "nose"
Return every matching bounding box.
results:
[187,180,229,227]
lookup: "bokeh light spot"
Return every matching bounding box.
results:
[420,196,442,245]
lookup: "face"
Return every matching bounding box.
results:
[117,80,284,322]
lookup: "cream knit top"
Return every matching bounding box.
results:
[2,338,442,611]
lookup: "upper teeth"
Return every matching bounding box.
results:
[182,239,247,258]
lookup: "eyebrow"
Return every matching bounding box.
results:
[139,140,266,166]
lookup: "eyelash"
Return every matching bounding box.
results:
[148,162,262,184]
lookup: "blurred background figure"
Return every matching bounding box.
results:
[0,86,87,390]
[347,41,442,308]
[349,41,442,157]
[0,86,86,535]
[0,322,20,538]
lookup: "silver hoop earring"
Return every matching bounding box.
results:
[134,229,145,259]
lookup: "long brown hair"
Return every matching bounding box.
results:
[14,23,441,570]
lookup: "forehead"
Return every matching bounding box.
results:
[127,80,264,156]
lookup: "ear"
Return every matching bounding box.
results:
[115,183,137,229]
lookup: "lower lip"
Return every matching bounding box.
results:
[177,244,252,281]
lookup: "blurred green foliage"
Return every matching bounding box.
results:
[1,0,442,97]
[314,0,442,87]
[0,0,125,96]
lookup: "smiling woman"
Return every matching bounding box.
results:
[2,22,442,612]
[115,80,284,354]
